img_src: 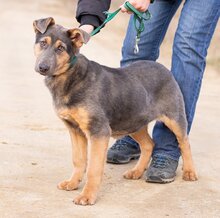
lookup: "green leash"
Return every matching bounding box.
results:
[69,55,77,68]
[90,1,152,54]
[90,8,121,37]
[124,2,151,53]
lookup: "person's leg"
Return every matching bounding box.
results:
[107,0,182,164]
[121,0,182,66]
[147,0,220,182]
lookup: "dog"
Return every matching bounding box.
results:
[33,17,197,205]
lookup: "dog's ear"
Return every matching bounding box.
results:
[67,28,90,48]
[33,17,55,34]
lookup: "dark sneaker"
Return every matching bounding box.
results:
[145,155,178,183]
[107,136,140,164]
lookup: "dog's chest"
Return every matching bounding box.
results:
[56,106,90,133]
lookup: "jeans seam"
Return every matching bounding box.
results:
[187,7,220,129]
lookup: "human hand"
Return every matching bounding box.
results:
[121,0,151,13]
[79,25,94,34]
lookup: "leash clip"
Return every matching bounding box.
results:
[134,36,140,54]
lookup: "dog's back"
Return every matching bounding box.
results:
[79,57,186,137]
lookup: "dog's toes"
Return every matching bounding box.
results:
[183,170,198,181]
[123,169,143,180]
[57,180,79,191]
[73,194,96,206]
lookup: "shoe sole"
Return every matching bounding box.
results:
[107,154,140,164]
[145,177,175,184]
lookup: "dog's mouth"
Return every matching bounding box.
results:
[38,71,47,76]
[35,68,48,76]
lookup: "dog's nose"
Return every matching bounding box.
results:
[39,63,50,73]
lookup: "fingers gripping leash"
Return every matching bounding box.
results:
[123,1,151,54]
[90,1,152,54]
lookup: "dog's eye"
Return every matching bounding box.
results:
[40,41,47,48]
[57,45,65,53]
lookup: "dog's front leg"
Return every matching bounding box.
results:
[74,135,109,205]
[58,126,87,191]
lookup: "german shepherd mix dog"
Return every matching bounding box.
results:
[33,17,197,205]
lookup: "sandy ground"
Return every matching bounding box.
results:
[0,0,220,217]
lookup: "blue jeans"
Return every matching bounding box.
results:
[120,0,220,160]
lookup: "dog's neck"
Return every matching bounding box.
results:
[44,55,91,108]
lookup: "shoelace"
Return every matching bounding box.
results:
[151,156,169,169]
[111,140,129,150]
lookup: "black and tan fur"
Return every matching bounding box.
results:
[33,17,197,206]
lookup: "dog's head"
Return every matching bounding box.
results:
[33,17,90,76]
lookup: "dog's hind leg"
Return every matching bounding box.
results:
[160,116,198,181]
[123,126,154,180]
[57,126,87,191]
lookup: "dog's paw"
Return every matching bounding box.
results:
[123,169,143,180]
[73,194,96,206]
[57,180,79,191]
[182,170,198,181]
